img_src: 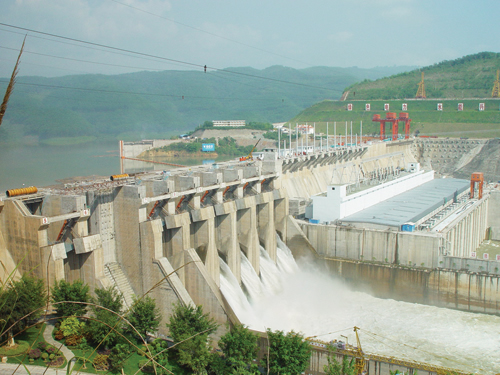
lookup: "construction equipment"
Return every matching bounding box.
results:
[492,69,500,98]
[415,71,426,99]
[353,327,366,375]
[240,139,261,161]
[470,172,484,199]
[372,112,411,141]
[306,327,471,375]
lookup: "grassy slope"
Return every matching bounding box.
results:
[289,52,500,138]
[343,52,500,100]
[289,99,500,138]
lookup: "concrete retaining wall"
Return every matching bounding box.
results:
[321,258,500,314]
[301,222,440,268]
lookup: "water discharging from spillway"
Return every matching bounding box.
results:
[219,233,500,374]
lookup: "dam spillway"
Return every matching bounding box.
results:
[218,234,500,375]
[1,138,500,374]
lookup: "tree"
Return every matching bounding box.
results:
[0,275,46,341]
[264,329,311,375]
[324,348,356,375]
[202,121,214,128]
[127,295,161,339]
[166,303,218,374]
[51,279,90,318]
[108,343,131,373]
[219,324,259,374]
[93,286,123,313]
[144,338,172,375]
[86,286,124,348]
[207,352,228,375]
[86,309,123,348]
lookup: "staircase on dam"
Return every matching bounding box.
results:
[104,262,136,310]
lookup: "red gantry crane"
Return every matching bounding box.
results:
[372,112,412,141]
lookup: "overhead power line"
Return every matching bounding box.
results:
[0,45,170,72]
[108,0,313,68]
[0,79,282,102]
[0,26,188,70]
[0,23,337,93]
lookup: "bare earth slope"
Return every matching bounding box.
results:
[453,139,500,181]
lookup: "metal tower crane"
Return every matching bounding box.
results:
[415,71,426,99]
[353,327,366,375]
[492,69,500,98]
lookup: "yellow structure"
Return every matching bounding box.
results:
[492,69,500,98]
[415,71,426,99]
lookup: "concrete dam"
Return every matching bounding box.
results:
[1,138,500,374]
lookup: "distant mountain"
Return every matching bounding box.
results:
[0,65,414,141]
[343,52,500,100]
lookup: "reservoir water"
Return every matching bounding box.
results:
[0,141,121,193]
[220,235,500,375]
[0,142,229,193]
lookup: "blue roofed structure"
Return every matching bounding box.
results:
[341,178,470,229]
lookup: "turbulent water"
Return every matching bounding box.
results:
[219,234,500,375]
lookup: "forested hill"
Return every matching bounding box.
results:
[0,65,413,142]
[343,52,500,100]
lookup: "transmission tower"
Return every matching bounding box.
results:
[415,71,426,99]
[492,69,500,98]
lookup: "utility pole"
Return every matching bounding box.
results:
[334,122,337,148]
[313,123,316,154]
[326,122,329,150]
[296,123,298,155]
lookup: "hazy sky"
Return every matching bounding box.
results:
[0,0,499,77]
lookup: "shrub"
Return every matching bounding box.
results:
[54,330,64,340]
[98,348,111,356]
[29,358,34,364]
[48,356,65,367]
[93,354,109,371]
[42,353,49,361]
[28,348,41,359]
[46,346,56,354]
[37,342,47,350]
[60,316,85,337]
[49,354,55,360]
[65,334,82,346]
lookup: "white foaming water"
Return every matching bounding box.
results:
[218,257,254,324]
[259,245,283,294]
[248,267,500,374]
[276,233,299,274]
[240,250,264,302]
[218,234,500,374]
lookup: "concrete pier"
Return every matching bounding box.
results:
[1,137,500,337]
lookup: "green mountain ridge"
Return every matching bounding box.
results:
[0,65,413,142]
[287,52,500,138]
[344,52,500,100]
